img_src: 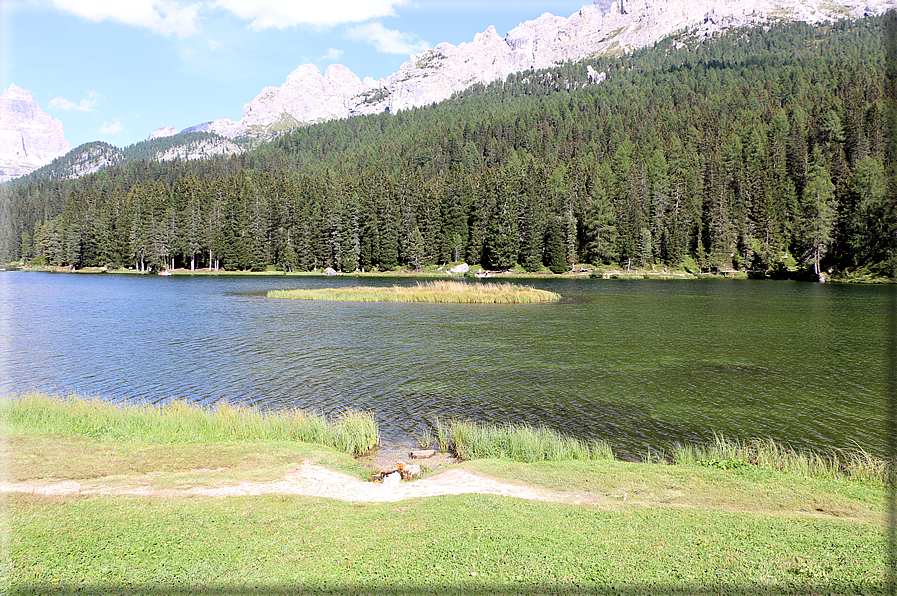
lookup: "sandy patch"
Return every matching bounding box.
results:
[0,462,596,504]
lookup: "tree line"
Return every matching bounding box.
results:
[2,16,893,277]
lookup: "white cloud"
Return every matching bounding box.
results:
[347,22,428,54]
[212,0,410,29]
[206,38,223,50]
[319,48,344,61]
[99,119,123,135]
[46,0,203,37]
[48,91,102,112]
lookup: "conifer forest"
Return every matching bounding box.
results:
[2,17,894,279]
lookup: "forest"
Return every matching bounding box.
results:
[1,15,894,279]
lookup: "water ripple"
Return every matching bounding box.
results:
[1,272,891,457]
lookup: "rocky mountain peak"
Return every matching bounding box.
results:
[2,84,32,102]
[147,126,178,141]
[188,0,890,142]
[0,84,70,182]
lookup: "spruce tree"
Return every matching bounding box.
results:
[483,173,519,270]
[798,148,837,276]
[544,217,567,274]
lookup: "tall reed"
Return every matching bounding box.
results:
[268,281,561,304]
[4,393,379,456]
[434,418,613,463]
[671,432,888,483]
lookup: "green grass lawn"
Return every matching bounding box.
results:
[5,430,887,596]
[9,489,884,595]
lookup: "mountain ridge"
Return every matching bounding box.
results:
[183,0,891,140]
[4,0,890,183]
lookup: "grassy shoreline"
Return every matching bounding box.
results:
[5,393,888,594]
[268,280,561,303]
[4,392,379,456]
[4,393,888,482]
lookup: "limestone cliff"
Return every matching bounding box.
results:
[147,126,178,141]
[192,0,890,139]
[0,85,70,182]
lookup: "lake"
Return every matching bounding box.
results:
[1,271,892,459]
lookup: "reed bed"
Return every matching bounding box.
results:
[434,418,614,463]
[4,392,379,456]
[267,280,561,304]
[671,432,889,483]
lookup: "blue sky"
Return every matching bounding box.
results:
[2,0,601,149]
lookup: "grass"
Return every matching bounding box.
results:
[670,432,889,484]
[434,419,889,484]
[9,490,885,595]
[267,280,561,303]
[3,392,379,456]
[435,418,615,463]
[6,396,888,595]
[6,394,887,480]
[6,435,887,595]
[7,433,371,485]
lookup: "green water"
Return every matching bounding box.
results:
[1,272,891,458]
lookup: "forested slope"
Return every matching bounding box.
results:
[1,16,893,278]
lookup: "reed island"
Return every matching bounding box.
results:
[267,280,561,303]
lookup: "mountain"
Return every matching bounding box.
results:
[0,85,71,183]
[3,15,891,279]
[14,132,245,183]
[9,0,890,183]
[188,0,890,139]
[147,126,178,141]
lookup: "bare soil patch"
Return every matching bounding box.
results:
[0,461,593,504]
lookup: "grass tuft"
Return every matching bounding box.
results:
[434,418,613,463]
[267,280,561,303]
[672,432,888,483]
[3,392,379,456]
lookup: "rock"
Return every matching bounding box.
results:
[449,263,469,274]
[147,126,178,141]
[324,267,338,276]
[187,0,887,141]
[151,136,244,162]
[0,84,70,182]
[400,464,421,480]
[411,449,436,459]
[381,471,401,489]
[586,66,606,84]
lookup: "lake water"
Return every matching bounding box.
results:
[1,271,892,459]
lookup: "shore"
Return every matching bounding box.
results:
[8,262,894,283]
[7,430,887,595]
[6,395,888,594]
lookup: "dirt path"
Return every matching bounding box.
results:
[2,464,882,524]
[0,461,600,504]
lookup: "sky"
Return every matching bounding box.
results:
[2,0,606,149]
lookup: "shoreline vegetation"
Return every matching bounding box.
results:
[7,393,888,593]
[267,280,562,303]
[4,393,887,484]
[5,392,379,456]
[6,261,896,283]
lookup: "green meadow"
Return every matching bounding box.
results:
[4,394,889,595]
